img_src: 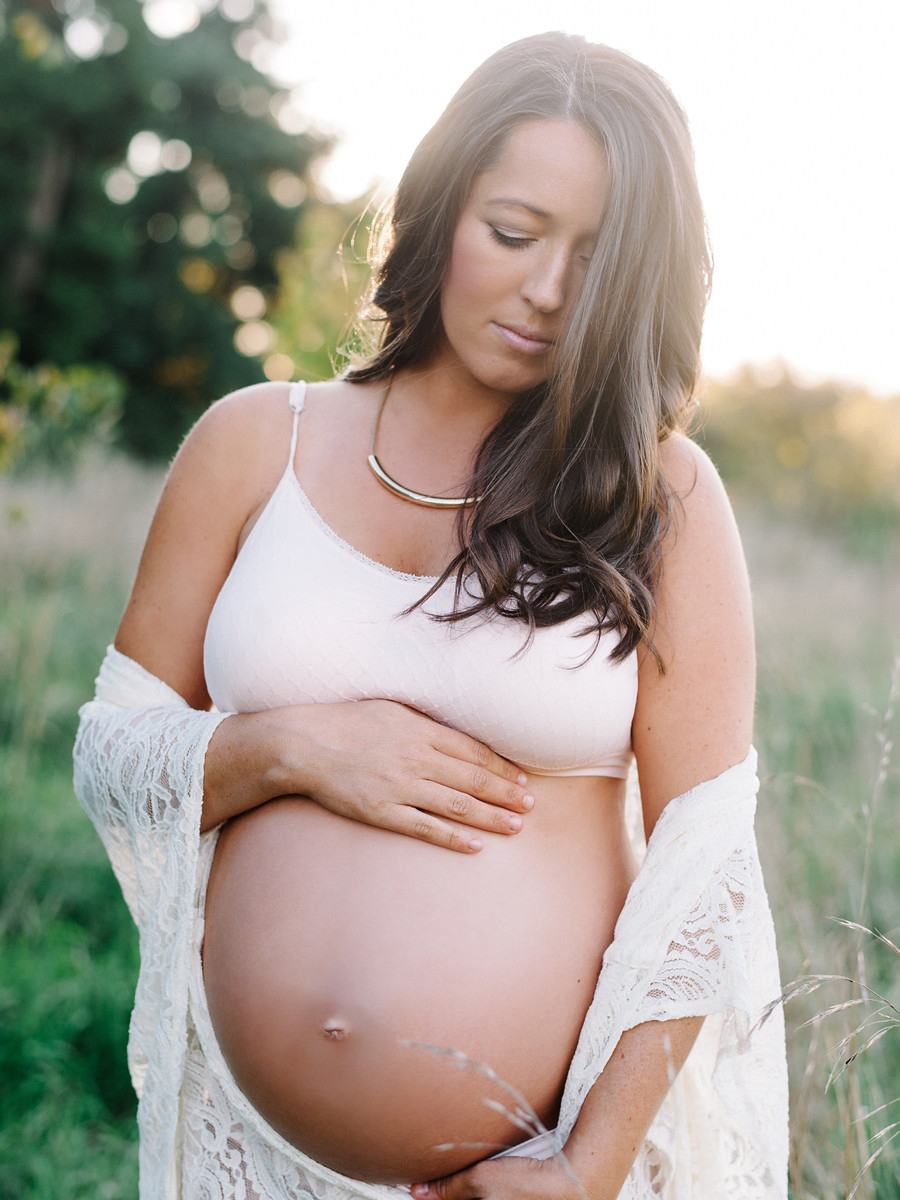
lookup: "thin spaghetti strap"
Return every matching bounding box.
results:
[286,380,306,464]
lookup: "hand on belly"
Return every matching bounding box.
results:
[203,782,632,1184]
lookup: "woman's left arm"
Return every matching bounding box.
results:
[411,435,755,1200]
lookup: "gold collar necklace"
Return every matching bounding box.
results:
[367,375,482,509]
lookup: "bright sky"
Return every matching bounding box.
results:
[266,0,900,397]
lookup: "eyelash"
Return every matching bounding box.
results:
[488,226,531,251]
[488,225,594,264]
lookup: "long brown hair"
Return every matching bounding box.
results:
[347,32,711,661]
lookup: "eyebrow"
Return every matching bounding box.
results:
[484,198,552,220]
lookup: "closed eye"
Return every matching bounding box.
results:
[488,226,532,251]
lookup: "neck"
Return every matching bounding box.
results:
[406,350,515,432]
[368,372,484,509]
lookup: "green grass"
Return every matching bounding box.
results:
[1,456,898,1198]
[0,457,159,1200]
[740,503,900,1199]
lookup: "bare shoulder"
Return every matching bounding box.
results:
[632,432,755,824]
[652,431,750,642]
[175,380,294,493]
[115,380,299,706]
[653,432,748,602]
[659,431,736,526]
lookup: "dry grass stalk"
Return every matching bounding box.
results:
[777,656,900,1199]
[400,1040,589,1200]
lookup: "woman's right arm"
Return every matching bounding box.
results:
[115,384,533,848]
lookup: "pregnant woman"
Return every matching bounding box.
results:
[74,32,788,1200]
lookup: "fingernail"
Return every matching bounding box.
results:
[508,814,523,832]
[467,837,483,852]
[521,792,535,810]
[411,1187,434,1198]
[517,772,528,785]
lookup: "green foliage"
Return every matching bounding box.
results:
[0,330,123,471]
[696,367,900,555]
[0,0,330,459]
[269,196,376,382]
[1,466,150,1197]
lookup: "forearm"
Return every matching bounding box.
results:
[201,690,538,845]
[560,1016,703,1199]
[201,706,318,832]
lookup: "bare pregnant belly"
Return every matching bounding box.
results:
[202,776,635,1184]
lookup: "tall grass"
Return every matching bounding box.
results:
[0,455,897,1197]
[0,455,162,1200]
[742,504,900,1197]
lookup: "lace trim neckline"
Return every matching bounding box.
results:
[281,468,443,585]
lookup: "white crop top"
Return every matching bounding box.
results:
[203,382,638,778]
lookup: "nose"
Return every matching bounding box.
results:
[521,247,571,315]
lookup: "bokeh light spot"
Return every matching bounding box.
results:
[214,214,243,245]
[179,257,217,293]
[232,26,262,61]
[12,12,54,59]
[180,212,214,246]
[161,139,192,171]
[193,165,231,213]
[263,353,295,381]
[215,80,243,111]
[127,131,164,177]
[267,170,306,208]
[221,0,255,20]
[143,0,200,38]
[270,93,308,136]
[226,241,257,269]
[63,16,106,59]
[234,321,275,356]
[103,168,139,204]
[104,22,128,53]
[240,85,271,116]
[230,285,266,320]
[147,213,179,243]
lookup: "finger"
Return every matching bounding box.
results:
[427,741,535,816]
[418,783,530,837]
[372,805,486,854]
[410,1169,481,1200]
[432,728,534,804]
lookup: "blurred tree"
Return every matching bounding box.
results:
[696,365,900,553]
[0,0,329,457]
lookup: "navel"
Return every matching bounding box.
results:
[321,1016,350,1041]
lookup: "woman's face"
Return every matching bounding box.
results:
[437,119,609,399]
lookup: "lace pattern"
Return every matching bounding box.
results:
[73,647,788,1199]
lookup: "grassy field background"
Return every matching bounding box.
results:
[1,448,898,1199]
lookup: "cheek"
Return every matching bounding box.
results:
[443,224,502,315]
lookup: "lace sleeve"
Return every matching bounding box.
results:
[72,646,232,1193]
[555,750,789,1198]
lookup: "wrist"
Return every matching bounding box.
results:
[554,1142,616,1200]
[202,708,307,828]
[267,702,336,800]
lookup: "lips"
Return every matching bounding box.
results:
[493,322,555,356]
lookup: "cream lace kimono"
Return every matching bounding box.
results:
[73,646,789,1200]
